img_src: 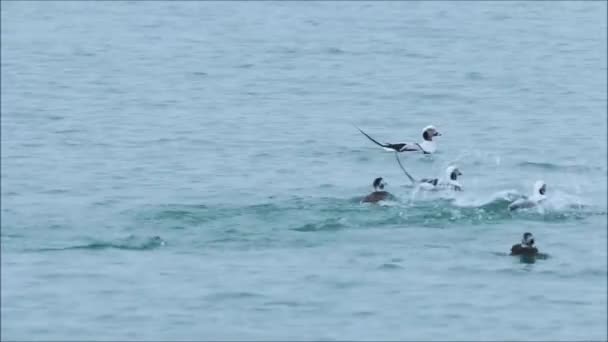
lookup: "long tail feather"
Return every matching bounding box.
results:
[394,152,417,185]
[355,126,389,149]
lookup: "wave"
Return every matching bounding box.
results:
[292,217,350,232]
[130,189,603,236]
[30,235,166,252]
[450,189,521,207]
[517,161,604,173]
[205,291,264,301]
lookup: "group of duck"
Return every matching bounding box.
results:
[355,124,546,257]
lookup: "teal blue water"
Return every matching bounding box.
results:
[2,2,607,340]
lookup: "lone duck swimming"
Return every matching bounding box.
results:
[510,232,539,256]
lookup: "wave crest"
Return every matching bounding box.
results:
[32,235,165,252]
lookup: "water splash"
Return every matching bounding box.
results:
[131,190,602,237]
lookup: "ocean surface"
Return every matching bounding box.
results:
[1,1,607,341]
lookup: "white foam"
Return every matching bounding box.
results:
[452,189,520,208]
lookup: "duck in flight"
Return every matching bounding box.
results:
[357,125,442,154]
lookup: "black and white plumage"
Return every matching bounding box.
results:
[394,153,463,191]
[418,165,463,191]
[356,125,441,154]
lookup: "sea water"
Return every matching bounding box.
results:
[2,2,607,340]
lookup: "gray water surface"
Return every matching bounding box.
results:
[2,2,607,340]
